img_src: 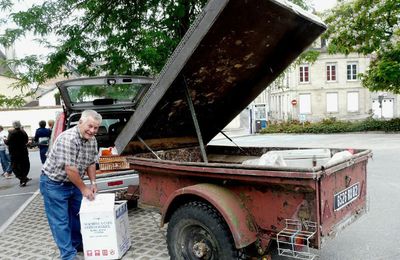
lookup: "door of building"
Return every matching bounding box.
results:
[372,98,394,119]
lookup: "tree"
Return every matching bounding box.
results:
[0,0,309,107]
[324,0,400,93]
[0,0,207,106]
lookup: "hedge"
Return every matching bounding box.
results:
[260,117,400,134]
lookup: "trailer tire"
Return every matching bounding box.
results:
[167,201,240,260]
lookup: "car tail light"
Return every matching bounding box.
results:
[107,180,123,187]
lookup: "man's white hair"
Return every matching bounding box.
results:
[79,110,102,123]
[12,120,22,129]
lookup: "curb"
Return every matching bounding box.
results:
[0,189,40,234]
[211,132,253,141]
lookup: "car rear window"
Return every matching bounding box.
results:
[66,83,146,105]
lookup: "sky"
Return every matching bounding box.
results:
[311,0,337,12]
[1,0,338,60]
[0,0,49,59]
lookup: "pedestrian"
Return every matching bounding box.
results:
[6,121,31,186]
[34,120,52,164]
[0,125,12,178]
[40,110,101,260]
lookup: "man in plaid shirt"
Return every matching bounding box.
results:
[40,110,102,260]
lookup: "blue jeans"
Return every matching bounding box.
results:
[40,174,83,260]
[0,149,11,173]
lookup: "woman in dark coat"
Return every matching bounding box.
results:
[6,120,31,187]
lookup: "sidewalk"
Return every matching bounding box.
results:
[0,130,253,260]
[0,192,170,260]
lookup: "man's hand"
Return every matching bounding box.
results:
[90,183,98,194]
[81,185,96,201]
[66,165,96,200]
[66,164,99,201]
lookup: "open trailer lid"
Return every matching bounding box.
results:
[115,0,326,155]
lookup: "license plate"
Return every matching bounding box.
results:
[334,182,359,211]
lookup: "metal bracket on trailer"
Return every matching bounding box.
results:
[137,135,162,160]
[182,76,208,163]
[277,219,318,260]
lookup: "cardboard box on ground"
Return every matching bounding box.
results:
[80,193,131,259]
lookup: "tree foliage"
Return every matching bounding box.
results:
[324,0,400,93]
[0,0,311,107]
[0,0,207,96]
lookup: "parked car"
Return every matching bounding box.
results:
[51,75,153,201]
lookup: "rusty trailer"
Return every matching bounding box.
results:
[114,0,371,258]
[128,146,370,258]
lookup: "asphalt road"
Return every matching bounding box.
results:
[210,133,400,260]
[0,150,42,227]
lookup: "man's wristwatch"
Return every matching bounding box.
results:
[91,181,96,185]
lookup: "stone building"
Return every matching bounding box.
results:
[255,48,399,125]
[229,43,400,134]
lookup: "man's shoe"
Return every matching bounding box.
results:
[4,173,12,179]
[20,182,26,187]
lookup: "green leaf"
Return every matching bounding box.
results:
[0,0,209,106]
[324,0,400,92]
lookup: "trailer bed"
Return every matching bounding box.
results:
[128,145,371,250]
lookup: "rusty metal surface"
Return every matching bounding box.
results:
[116,0,326,154]
[130,157,320,183]
[161,183,258,249]
[130,145,333,176]
[137,165,318,251]
[319,159,368,239]
[133,146,370,250]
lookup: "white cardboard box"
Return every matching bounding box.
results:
[80,193,131,259]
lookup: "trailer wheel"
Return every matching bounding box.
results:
[167,201,239,260]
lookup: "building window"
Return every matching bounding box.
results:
[326,92,338,112]
[321,38,327,48]
[299,65,309,83]
[326,63,336,82]
[347,63,358,81]
[299,94,311,114]
[347,91,359,112]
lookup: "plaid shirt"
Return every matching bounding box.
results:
[42,126,98,182]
